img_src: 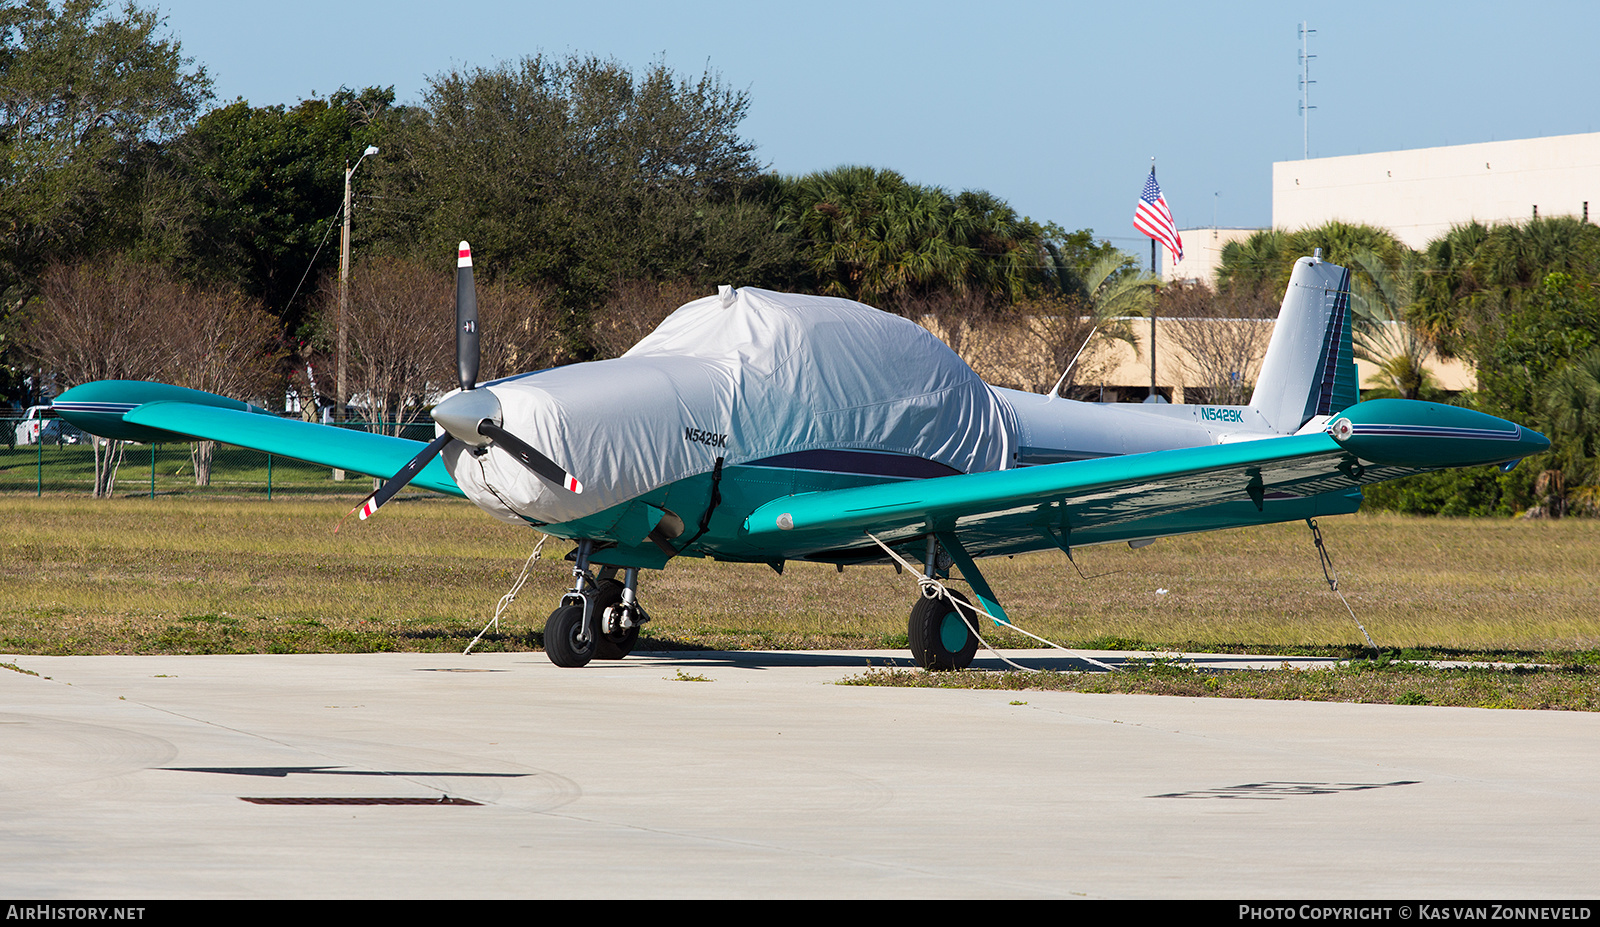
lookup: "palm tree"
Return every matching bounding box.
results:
[1543,348,1600,488]
[1082,252,1155,319]
[1349,250,1434,400]
[1216,229,1290,294]
[1041,252,1150,395]
[777,166,1046,308]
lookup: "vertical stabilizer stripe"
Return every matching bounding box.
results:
[1313,268,1352,416]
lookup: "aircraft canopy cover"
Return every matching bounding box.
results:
[454,287,1017,528]
[622,287,1017,474]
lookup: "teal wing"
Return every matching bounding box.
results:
[740,400,1549,561]
[53,380,461,497]
[743,433,1362,559]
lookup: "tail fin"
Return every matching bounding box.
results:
[1247,255,1359,433]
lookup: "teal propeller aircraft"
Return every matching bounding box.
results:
[54,246,1549,669]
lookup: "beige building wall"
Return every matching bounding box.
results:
[1162,227,1263,284]
[1273,133,1600,249]
[1072,319,1473,404]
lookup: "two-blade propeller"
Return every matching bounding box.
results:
[346,241,582,525]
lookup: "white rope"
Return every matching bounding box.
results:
[864,532,1120,673]
[464,534,549,655]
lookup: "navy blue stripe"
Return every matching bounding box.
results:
[743,449,961,479]
[1314,268,1351,416]
[53,401,138,413]
[1351,423,1521,440]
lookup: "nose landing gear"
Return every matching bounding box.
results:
[543,541,649,667]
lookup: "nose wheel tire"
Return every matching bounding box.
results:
[908,589,979,671]
[543,602,597,667]
[590,579,643,660]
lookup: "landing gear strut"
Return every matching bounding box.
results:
[592,567,646,660]
[543,542,649,667]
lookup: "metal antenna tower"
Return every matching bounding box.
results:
[1299,22,1317,159]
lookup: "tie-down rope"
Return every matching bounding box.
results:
[465,533,550,655]
[865,532,1121,673]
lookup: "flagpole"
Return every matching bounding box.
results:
[1150,157,1158,402]
[1151,236,1158,400]
[1134,159,1180,404]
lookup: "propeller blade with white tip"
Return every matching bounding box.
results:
[344,431,454,525]
[477,419,584,493]
[456,241,479,393]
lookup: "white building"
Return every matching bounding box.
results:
[1272,132,1600,249]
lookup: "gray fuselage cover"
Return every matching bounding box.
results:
[444,287,1016,527]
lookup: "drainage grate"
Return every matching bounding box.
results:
[240,796,482,805]
[415,668,501,672]
[1152,780,1420,800]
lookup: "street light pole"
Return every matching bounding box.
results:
[333,145,378,480]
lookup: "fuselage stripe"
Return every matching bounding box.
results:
[1349,423,1521,440]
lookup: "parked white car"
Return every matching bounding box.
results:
[14,405,85,445]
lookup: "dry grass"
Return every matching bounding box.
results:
[847,658,1600,712]
[2,496,1598,660]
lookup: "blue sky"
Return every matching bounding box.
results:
[152,0,1598,254]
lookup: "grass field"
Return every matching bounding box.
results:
[0,438,404,497]
[3,494,1598,707]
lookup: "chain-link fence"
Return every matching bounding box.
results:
[0,413,436,498]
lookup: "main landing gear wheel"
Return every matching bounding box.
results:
[590,578,643,660]
[544,601,597,668]
[907,589,979,671]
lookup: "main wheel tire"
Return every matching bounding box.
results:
[590,579,642,660]
[907,589,979,670]
[543,601,597,667]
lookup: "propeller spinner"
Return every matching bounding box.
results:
[347,241,582,524]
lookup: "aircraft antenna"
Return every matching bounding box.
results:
[1299,22,1317,159]
[1049,325,1101,399]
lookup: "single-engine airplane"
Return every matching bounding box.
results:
[55,245,1549,669]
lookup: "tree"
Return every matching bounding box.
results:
[1160,279,1275,406]
[1042,225,1122,301]
[316,256,448,433]
[1216,223,1406,297]
[1348,250,1437,400]
[914,253,1145,395]
[587,278,704,359]
[1081,252,1156,320]
[152,89,393,329]
[1412,217,1600,361]
[20,254,281,493]
[366,54,780,319]
[950,294,1137,395]
[1542,348,1600,514]
[0,0,211,297]
[314,255,562,432]
[776,166,1051,309]
[163,282,283,484]
[1363,219,1600,517]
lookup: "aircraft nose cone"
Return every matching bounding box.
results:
[431,388,502,447]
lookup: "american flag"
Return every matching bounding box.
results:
[1134,167,1183,264]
